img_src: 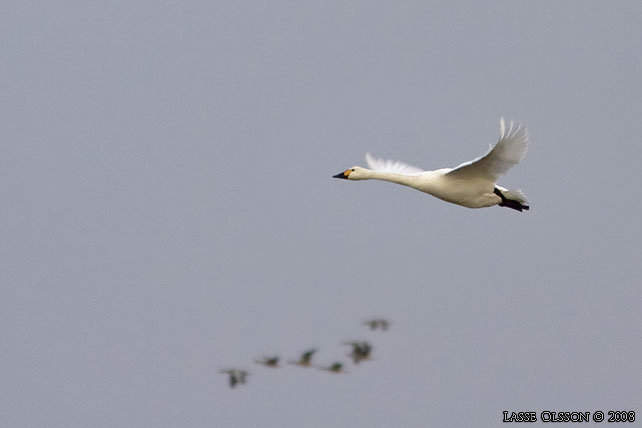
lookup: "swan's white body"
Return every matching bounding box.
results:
[334,118,530,211]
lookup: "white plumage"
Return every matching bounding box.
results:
[334,118,530,211]
[446,119,529,182]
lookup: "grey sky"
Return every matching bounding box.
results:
[2,1,641,427]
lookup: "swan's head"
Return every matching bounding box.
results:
[332,166,369,180]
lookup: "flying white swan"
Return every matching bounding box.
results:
[333,118,530,211]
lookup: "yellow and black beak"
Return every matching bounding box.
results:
[333,169,351,179]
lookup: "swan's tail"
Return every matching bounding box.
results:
[494,187,529,212]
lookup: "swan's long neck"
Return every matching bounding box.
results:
[361,169,420,188]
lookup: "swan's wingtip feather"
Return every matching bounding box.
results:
[498,117,529,144]
[365,152,376,169]
[364,152,424,175]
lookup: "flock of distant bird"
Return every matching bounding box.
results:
[220,318,390,388]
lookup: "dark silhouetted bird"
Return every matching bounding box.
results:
[344,340,373,364]
[255,356,280,368]
[219,369,249,388]
[318,362,346,373]
[289,348,317,367]
[363,318,390,331]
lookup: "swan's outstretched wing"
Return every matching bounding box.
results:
[365,152,425,176]
[446,118,529,182]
